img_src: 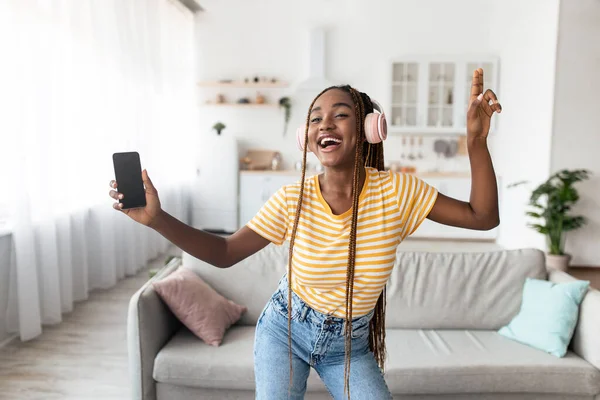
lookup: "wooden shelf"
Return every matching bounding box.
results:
[201,103,280,108]
[197,81,289,88]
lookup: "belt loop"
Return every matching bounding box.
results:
[300,305,309,321]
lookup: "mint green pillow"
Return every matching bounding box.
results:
[498,277,589,357]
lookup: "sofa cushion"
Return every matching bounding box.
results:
[498,277,590,357]
[383,329,600,396]
[386,248,547,329]
[152,268,247,346]
[183,243,288,325]
[153,326,328,392]
[154,327,600,396]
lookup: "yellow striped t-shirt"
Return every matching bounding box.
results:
[247,167,438,318]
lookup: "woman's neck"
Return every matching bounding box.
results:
[320,164,366,199]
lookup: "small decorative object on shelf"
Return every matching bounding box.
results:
[240,157,252,170]
[279,96,292,136]
[216,93,225,104]
[271,152,282,171]
[509,169,592,271]
[212,121,226,135]
[197,80,289,88]
[237,97,251,104]
[256,93,266,104]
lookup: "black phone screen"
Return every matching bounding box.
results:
[112,152,147,209]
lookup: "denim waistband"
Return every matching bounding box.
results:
[275,274,374,331]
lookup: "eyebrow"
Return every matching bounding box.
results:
[310,102,353,114]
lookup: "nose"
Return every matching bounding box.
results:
[319,115,335,131]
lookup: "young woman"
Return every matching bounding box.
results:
[109,68,501,400]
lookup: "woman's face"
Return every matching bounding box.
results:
[307,89,360,169]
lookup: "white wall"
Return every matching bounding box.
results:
[550,0,600,266]
[194,0,493,169]
[194,0,561,251]
[487,1,561,251]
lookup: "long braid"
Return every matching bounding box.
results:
[360,93,388,372]
[343,87,365,398]
[287,86,335,396]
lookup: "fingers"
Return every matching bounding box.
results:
[109,181,124,211]
[467,93,483,118]
[483,89,502,113]
[142,169,157,194]
[470,69,483,100]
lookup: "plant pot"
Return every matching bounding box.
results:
[545,253,571,272]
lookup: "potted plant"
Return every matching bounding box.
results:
[213,122,226,135]
[509,169,591,271]
[279,97,292,135]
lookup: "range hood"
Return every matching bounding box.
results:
[295,27,335,92]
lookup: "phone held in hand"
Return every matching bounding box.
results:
[112,152,147,210]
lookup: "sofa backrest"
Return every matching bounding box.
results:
[182,244,547,329]
[385,248,547,329]
[183,243,288,326]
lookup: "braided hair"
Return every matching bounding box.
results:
[287,85,387,399]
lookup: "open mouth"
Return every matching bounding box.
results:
[318,136,342,151]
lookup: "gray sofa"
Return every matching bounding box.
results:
[128,244,600,400]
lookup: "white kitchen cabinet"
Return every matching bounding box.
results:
[388,56,499,135]
[411,176,500,240]
[238,171,302,229]
[191,134,239,233]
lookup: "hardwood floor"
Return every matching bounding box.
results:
[0,248,181,400]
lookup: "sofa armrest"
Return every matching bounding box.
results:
[548,269,600,370]
[127,258,182,400]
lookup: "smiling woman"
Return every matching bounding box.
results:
[247,80,501,399]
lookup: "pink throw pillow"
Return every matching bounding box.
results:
[152,268,247,346]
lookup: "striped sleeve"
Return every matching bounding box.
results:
[392,173,438,240]
[246,186,289,245]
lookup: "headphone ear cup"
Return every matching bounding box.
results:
[364,113,388,144]
[296,125,311,152]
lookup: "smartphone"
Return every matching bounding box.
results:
[112,152,147,210]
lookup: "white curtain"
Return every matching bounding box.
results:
[0,0,198,341]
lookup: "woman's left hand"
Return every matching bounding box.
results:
[466,68,502,140]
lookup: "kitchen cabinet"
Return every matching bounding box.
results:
[238,171,499,241]
[388,56,499,135]
[191,134,239,233]
[238,171,303,228]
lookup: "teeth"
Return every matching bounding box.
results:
[320,137,342,145]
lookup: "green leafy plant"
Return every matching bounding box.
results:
[213,122,226,135]
[279,97,291,135]
[509,169,591,255]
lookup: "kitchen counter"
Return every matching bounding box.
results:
[239,169,472,178]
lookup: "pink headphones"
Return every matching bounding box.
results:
[296,99,388,152]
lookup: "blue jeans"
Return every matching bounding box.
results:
[254,275,392,400]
